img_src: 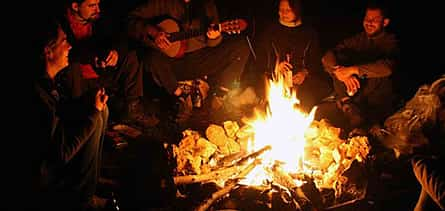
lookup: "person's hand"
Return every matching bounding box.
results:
[278,61,293,73]
[197,79,210,100]
[95,50,119,68]
[292,69,308,85]
[206,25,221,39]
[95,88,108,111]
[343,76,361,95]
[333,66,359,81]
[154,31,171,50]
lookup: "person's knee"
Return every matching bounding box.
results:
[225,36,250,58]
[321,56,329,69]
[126,50,139,66]
[148,51,171,72]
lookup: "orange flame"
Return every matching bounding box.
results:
[240,64,316,187]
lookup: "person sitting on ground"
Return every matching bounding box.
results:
[127,0,250,122]
[32,18,109,210]
[378,76,445,210]
[58,0,156,127]
[321,1,400,129]
[253,0,332,113]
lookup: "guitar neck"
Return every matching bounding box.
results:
[169,24,220,42]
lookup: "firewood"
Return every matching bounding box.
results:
[216,151,246,167]
[233,145,272,166]
[194,159,261,211]
[174,145,271,185]
[268,164,297,190]
[174,164,246,185]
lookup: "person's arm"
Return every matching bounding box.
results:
[52,89,108,163]
[34,82,102,164]
[355,59,395,78]
[127,0,168,48]
[324,33,399,78]
[128,18,159,48]
[321,34,360,74]
[206,32,222,47]
[321,50,338,74]
[205,0,222,47]
[355,35,399,78]
[53,110,102,163]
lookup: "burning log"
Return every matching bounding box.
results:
[268,163,324,210]
[216,151,245,167]
[234,145,272,166]
[267,162,298,190]
[174,145,272,185]
[194,159,261,211]
[174,164,245,185]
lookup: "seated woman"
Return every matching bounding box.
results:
[253,0,331,113]
[31,18,109,210]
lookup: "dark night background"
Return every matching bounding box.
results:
[16,1,443,210]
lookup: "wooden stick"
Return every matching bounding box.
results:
[174,164,245,185]
[216,151,245,167]
[174,145,272,185]
[194,159,261,211]
[232,145,272,166]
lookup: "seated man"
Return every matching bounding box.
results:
[32,18,109,210]
[321,2,400,129]
[59,0,155,127]
[128,0,250,122]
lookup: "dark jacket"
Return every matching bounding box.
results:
[323,31,400,79]
[127,0,222,52]
[32,72,101,184]
[255,19,324,77]
[59,11,119,68]
[251,19,331,110]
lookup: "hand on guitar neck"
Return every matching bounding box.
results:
[151,18,248,58]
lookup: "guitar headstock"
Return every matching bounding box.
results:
[220,19,248,34]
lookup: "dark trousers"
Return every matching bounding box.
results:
[297,73,332,112]
[147,36,250,94]
[42,107,108,210]
[63,50,143,100]
[332,76,395,124]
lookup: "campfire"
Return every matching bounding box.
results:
[170,66,371,210]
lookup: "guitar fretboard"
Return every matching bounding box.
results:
[168,25,220,42]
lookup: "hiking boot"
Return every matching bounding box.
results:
[123,98,159,128]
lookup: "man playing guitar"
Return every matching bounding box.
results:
[128,0,250,122]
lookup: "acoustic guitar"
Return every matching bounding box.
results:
[156,18,248,58]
